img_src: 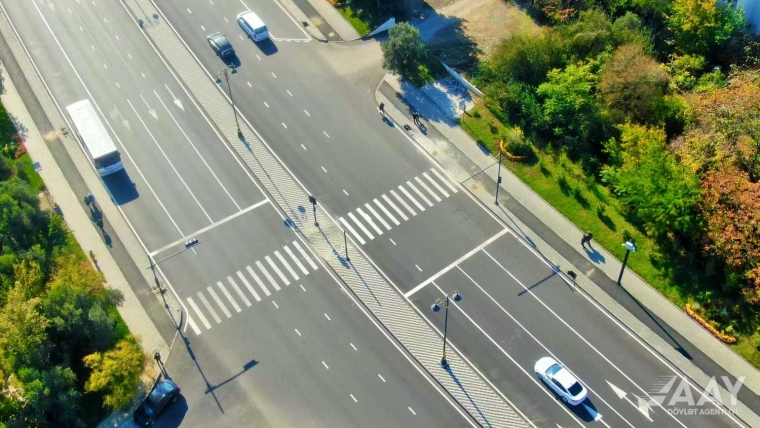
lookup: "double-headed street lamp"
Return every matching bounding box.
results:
[431,291,462,367]
[218,66,242,137]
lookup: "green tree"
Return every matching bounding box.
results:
[0,178,50,254]
[667,0,746,58]
[0,286,48,368]
[481,30,565,87]
[13,260,45,300]
[599,43,670,124]
[83,337,145,410]
[537,61,605,157]
[381,23,427,80]
[611,12,653,50]
[602,124,702,238]
[17,366,83,428]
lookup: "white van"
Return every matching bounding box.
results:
[237,11,269,42]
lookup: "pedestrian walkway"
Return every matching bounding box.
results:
[418,76,474,120]
[339,168,458,244]
[186,240,319,334]
[379,73,760,427]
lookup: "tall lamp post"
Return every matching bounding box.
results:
[431,291,462,367]
[495,148,503,205]
[617,239,636,285]
[219,66,242,137]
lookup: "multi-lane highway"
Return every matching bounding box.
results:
[0,0,752,426]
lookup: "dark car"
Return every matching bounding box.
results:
[207,32,235,59]
[133,379,181,426]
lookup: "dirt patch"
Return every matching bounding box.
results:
[417,0,539,68]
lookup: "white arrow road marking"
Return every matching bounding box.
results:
[607,381,627,399]
[582,403,602,421]
[164,84,184,111]
[139,94,158,120]
[109,106,130,131]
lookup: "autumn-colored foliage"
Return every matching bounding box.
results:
[685,304,738,343]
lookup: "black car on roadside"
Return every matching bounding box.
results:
[133,379,181,426]
[207,32,235,60]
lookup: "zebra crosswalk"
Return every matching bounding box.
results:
[339,168,459,245]
[186,240,319,335]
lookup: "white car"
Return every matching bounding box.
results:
[535,357,588,406]
[237,11,269,42]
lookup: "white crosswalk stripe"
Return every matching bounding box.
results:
[266,256,290,286]
[227,276,251,307]
[424,171,450,198]
[399,185,426,211]
[208,286,232,318]
[186,316,202,335]
[197,292,222,324]
[293,241,319,270]
[187,297,211,329]
[415,176,442,202]
[407,180,433,207]
[381,194,408,221]
[374,198,401,225]
[247,265,271,296]
[390,189,417,216]
[348,212,375,240]
[431,168,458,193]
[275,250,300,281]
[364,203,391,230]
[256,260,281,291]
[237,270,262,301]
[284,245,309,275]
[218,281,242,313]
[340,216,366,244]
[357,207,383,235]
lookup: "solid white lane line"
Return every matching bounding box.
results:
[187,297,211,329]
[482,250,688,427]
[390,190,417,217]
[374,198,400,225]
[357,207,383,235]
[407,180,433,207]
[424,172,450,198]
[405,228,509,298]
[127,99,214,223]
[416,176,442,202]
[247,265,271,296]
[382,194,409,221]
[227,276,252,307]
[153,89,240,210]
[431,168,458,193]
[284,245,309,275]
[455,267,635,427]
[365,203,391,231]
[218,281,242,313]
[256,261,281,291]
[266,255,290,286]
[399,185,426,211]
[275,250,300,281]
[208,286,232,317]
[187,317,201,335]
[378,374,386,382]
[237,271,261,302]
[292,241,319,270]
[348,212,375,240]
[340,217,366,245]
[322,361,329,369]
[197,292,222,324]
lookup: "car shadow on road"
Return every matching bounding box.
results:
[254,39,278,56]
[103,170,139,204]
[153,395,188,428]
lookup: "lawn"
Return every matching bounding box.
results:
[16,153,45,191]
[332,0,391,36]
[460,102,760,367]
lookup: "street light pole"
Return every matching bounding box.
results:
[617,240,636,285]
[223,67,242,137]
[432,291,462,367]
[495,150,503,205]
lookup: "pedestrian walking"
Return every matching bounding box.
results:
[378,102,385,117]
[84,193,93,205]
[581,231,593,248]
[412,110,421,126]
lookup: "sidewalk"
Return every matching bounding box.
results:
[0,63,171,426]
[378,73,760,426]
